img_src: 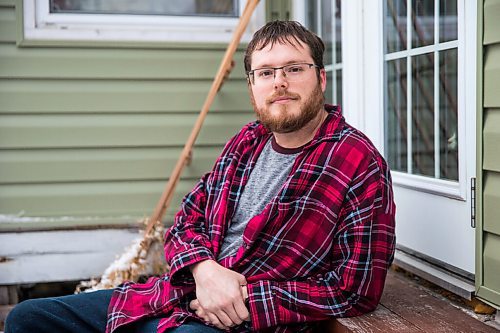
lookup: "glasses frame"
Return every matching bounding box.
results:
[246,62,320,85]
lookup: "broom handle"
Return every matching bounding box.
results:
[145,0,260,235]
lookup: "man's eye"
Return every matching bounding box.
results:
[257,70,274,78]
[287,65,304,73]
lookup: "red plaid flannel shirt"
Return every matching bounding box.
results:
[106,105,396,333]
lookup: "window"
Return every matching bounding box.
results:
[300,0,342,106]
[384,0,458,181]
[23,0,264,43]
[49,1,238,17]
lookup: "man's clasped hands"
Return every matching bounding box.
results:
[190,260,250,330]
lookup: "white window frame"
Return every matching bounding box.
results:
[22,0,265,43]
[378,0,471,200]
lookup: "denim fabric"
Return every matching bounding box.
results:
[5,289,114,333]
[5,289,223,333]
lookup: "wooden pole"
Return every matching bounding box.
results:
[145,0,260,235]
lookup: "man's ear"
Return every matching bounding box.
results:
[320,68,327,92]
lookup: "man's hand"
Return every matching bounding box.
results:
[190,260,250,329]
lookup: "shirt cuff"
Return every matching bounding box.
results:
[168,246,215,286]
[247,280,279,330]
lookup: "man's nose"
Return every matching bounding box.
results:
[273,69,289,89]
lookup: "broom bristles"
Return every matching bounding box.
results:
[76,218,168,293]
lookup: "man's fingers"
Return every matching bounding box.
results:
[234,300,250,322]
[215,309,236,327]
[189,299,199,310]
[238,275,247,286]
[207,313,228,330]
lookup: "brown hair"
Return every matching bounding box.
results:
[244,20,325,73]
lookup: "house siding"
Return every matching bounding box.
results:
[0,0,254,231]
[477,0,500,308]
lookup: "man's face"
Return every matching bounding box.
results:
[248,41,326,133]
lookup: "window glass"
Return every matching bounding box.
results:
[50,0,238,17]
[386,58,408,172]
[411,53,435,177]
[326,75,333,103]
[439,48,458,180]
[322,0,333,66]
[385,0,407,53]
[384,0,458,181]
[334,0,342,63]
[439,0,457,42]
[411,0,434,48]
[335,68,342,110]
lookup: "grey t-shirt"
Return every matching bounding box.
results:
[217,137,302,260]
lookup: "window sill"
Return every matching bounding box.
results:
[392,171,466,201]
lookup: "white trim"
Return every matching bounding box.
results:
[362,0,384,152]
[406,0,413,175]
[384,41,458,60]
[23,0,265,43]
[462,0,477,196]
[394,250,475,300]
[324,63,343,71]
[393,171,463,200]
[291,0,306,25]
[434,0,440,178]
[342,1,364,130]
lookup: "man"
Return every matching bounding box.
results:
[6,20,395,333]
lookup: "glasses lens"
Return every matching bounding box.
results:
[283,64,309,81]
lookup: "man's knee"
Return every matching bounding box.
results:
[5,298,49,332]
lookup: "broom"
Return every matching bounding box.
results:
[77,0,261,292]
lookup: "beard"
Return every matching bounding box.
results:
[252,83,325,134]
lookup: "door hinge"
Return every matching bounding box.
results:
[471,177,476,228]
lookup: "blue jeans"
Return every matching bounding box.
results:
[5,289,223,333]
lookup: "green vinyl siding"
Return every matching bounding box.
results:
[477,0,500,309]
[0,1,254,231]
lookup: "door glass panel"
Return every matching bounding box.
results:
[50,0,238,17]
[412,53,435,177]
[439,48,458,181]
[335,69,343,108]
[387,58,408,172]
[326,75,333,103]
[386,0,407,53]
[322,0,333,66]
[385,0,458,182]
[411,0,434,48]
[334,0,342,63]
[439,0,457,42]
[306,0,318,34]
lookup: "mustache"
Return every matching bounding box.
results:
[266,90,301,104]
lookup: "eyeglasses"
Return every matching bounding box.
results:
[247,63,320,86]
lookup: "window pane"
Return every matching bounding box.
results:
[440,0,457,42]
[335,0,342,63]
[411,0,434,48]
[335,68,342,106]
[385,0,407,53]
[305,0,319,34]
[386,58,408,172]
[326,72,333,104]
[412,53,434,177]
[439,48,458,181]
[50,0,238,17]
[322,0,333,66]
